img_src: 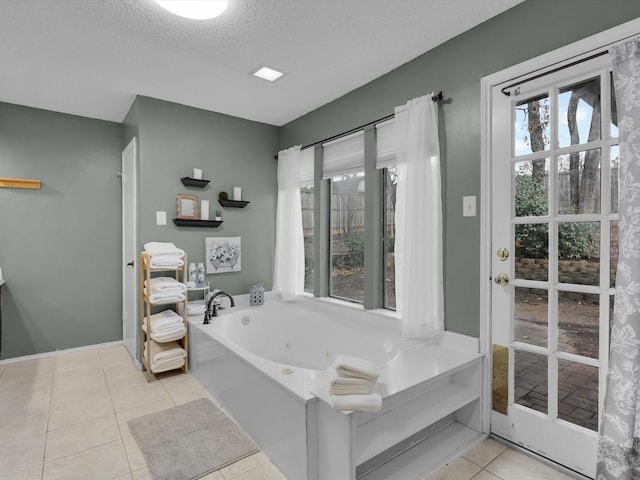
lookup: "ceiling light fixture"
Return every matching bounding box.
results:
[252,66,286,82]
[153,0,228,20]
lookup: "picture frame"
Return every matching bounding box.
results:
[205,236,241,274]
[177,194,198,219]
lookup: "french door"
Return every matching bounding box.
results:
[490,54,619,478]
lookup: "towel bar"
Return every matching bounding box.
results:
[0,177,41,189]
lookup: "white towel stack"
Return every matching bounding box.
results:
[144,241,186,269]
[328,354,382,412]
[143,339,186,373]
[187,299,206,316]
[142,310,186,343]
[144,276,187,304]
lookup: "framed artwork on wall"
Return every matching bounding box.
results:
[205,236,241,274]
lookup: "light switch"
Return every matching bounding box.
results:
[463,196,476,217]
[156,211,167,225]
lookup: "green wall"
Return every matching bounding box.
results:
[126,95,279,299]
[279,0,640,337]
[0,102,123,359]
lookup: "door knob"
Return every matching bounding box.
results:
[497,248,509,261]
[494,273,510,286]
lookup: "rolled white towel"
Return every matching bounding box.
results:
[145,277,187,294]
[144,242,185,258]
[333,354,379,382]
[330,392,382,412]
[327,366,374,395]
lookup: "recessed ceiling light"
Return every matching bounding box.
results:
[153,0,228,20]
[252,66,286,82]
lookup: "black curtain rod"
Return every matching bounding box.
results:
[501,50,609,97]
[274,91,443,159]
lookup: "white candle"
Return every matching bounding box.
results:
[201,200,209,220]
[193,168,203,180]
[233,186,242,201]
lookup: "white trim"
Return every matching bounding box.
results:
[480,16,640,439]
[0,340,124,365]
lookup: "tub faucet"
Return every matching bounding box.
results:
[203,291,235,324]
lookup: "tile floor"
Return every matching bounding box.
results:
[0,344,576,480]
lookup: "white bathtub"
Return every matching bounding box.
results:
[189,295,484,480]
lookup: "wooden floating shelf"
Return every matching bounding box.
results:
[173,218,223,228]
[0,177,41,190]
[218,199,250,208]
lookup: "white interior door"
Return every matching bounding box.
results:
[489,54,619,478]
[122,138,137,361]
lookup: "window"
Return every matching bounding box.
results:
[383,166,396,309]
[299,147,315,293]
[323,131,365,303]
[376,119,397,310]
[330,172,365,302]
[301,185,314,292]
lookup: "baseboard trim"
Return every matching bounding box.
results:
[0,340,124,365]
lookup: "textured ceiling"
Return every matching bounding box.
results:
[0,0,523,126]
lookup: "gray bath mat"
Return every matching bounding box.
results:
[128,398,259,480]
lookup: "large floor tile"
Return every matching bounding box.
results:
[115,398,176,437]
[200,471,224,480]
[0,465,43,480]
[43,439,129,480]
[0,434,45,477]
[131,468,151,480]
[219,452,270,479]
[425,457,482,480]
[228,462,287,480]
[472,471,503,480]
[48,391,114,431]
[45,414,120,462]
[110,381,171,412]
[105,367,149,392]
[462,438,506,468]
[486,448,574,480]
[50,373,108,402]
[122,436,146,472]
[54,350,101,373]
[0,392,49,445]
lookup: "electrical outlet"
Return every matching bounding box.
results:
[463,196,476,217]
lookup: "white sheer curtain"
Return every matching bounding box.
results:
[394,94,444,341]
[597,37,640,480]
[273,145,304,301]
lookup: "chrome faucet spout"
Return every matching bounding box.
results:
[203,291,235,324]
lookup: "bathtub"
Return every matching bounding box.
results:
[188,295,484,480]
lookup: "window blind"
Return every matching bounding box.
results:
[375,118,396,169]
[322,130,364,179]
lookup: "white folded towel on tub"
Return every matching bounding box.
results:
[330,392,382,413]
[333,354,379,382]
[327,366,374,395]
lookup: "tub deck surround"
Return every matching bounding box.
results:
[188,296,484,480]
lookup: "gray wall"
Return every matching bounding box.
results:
[0,102,123,359]
[126,95,279,296]
[279,0,640,337]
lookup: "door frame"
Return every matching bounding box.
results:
[121,137,139,366]
[479,18,640,438]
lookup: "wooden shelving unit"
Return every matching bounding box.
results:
[140,252,188,379]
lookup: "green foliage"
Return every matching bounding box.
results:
[514,176,595,260]
[335,230,365,269]
[218,191,228,200]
